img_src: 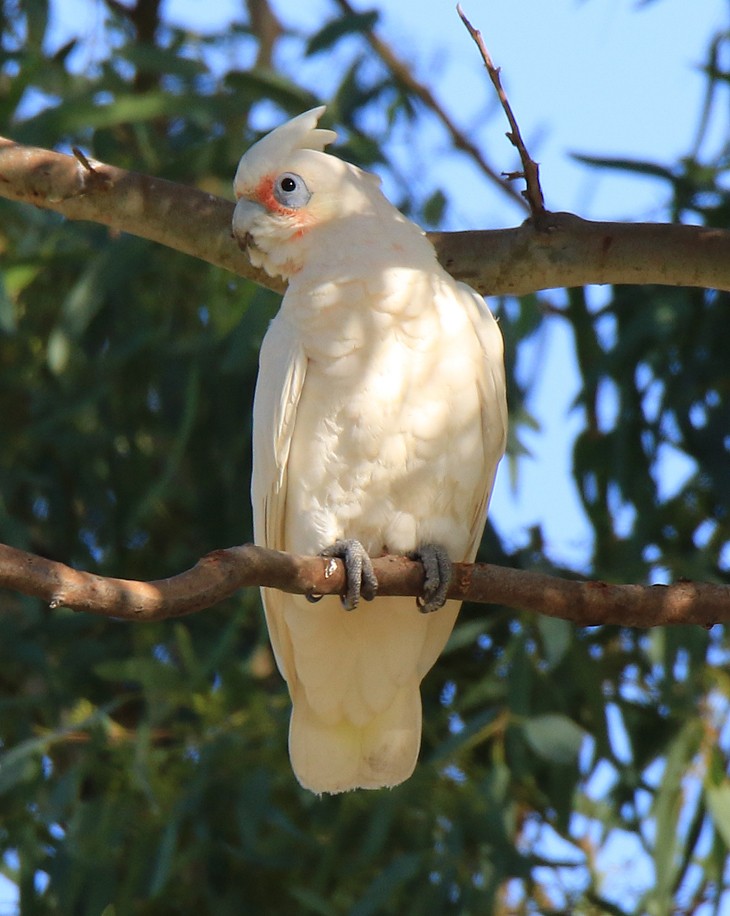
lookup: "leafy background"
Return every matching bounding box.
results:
[1,0,729,913]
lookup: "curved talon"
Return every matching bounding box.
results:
[320,538,378,610]
[306,592,323,604]
[410,544,452,613]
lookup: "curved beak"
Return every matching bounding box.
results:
[232,197,265,251]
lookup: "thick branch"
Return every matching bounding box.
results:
[429,215,730,295]
[0,541,725,628]
[0,137,285,294]
[1,138,729,296]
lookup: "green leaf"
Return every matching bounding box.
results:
[306,11,379,56]
[289,887,339,916]
[650,720,703,905]
[523,714,586,764]
[705,780,730,849]
[422,189,447,226]
[571,153,676,181]
[0,736,44,794]
[225,69,318,112]
[0,273,16,332]
[536,616,572,670]
[349,853,421,916]
[119,44,208,79]
[148,815,181,896]
[443,617,491,654]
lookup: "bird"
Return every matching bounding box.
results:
[232,106,507,794]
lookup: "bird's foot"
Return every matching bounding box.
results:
[409,544,452,613]
[320,539,378,611]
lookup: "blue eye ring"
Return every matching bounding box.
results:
[273,172,311,209]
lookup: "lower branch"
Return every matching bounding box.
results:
[0,541,726,628]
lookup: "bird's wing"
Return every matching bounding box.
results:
[413,279,507,680]
[251,312,308,684]
[458,281,509,562]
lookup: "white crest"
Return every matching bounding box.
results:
[234,106,337,194]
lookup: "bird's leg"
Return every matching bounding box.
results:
[320,539,378,611]
[409,544,452,613]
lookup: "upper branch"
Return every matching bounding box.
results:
[0,136,284,294]
[2,138,730,295]
[0,541,725,629]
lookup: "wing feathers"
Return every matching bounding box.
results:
[252,315,308,685]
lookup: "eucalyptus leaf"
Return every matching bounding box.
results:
[523,714,586,764]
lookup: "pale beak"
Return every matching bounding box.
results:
[232,197,265,252]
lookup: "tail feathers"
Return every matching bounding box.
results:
[288,681,422,794]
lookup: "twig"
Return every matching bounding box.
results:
[72,146,96,173]
[457,5,547,221]
[246,0,282,68]
[0,541,726,628]
[331,0,528,212]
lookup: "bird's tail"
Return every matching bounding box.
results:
[288,681,422,794]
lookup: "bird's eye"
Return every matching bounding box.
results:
[274,172,311,209]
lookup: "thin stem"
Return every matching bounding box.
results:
[457,5,546,220]
[331,0,528,211]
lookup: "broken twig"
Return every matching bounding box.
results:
[458,5,547,220]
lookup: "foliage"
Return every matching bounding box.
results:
[0,1,729,913]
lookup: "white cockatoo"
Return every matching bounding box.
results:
[232,107,507,794]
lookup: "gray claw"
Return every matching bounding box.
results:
[410,544,452,613]
[320,539,378,610]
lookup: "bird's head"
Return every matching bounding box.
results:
[232,106,384,279]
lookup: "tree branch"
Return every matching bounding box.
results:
[429,215,730,295]
[0,541,725,628]
[2,137,730,295]
[0,136,285,294]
